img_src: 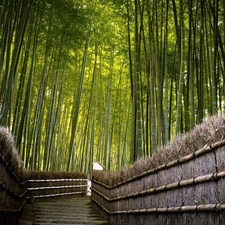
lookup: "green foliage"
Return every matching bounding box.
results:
[0,0,224,172]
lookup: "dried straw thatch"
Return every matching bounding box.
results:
[91,114,225,225]
[93,114,225,186]
[0,127,24,177]
[0,127,27,224]
[0,126,88,224]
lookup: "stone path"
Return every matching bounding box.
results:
[20,197,109,225]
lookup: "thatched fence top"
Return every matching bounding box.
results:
[0,127,87,224]
[91,115,225,225]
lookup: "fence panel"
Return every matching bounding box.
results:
[91,140,225,225]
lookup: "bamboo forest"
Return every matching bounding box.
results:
[0,0,224,174]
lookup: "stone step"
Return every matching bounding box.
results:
[32,197,109,225]
[20,197,109,225]
[33,223,109,225]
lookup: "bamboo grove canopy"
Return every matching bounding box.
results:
[0,0,224,173]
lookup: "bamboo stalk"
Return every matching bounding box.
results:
[67,12,94,171]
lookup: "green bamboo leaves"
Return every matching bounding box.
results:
[0,0,224,172]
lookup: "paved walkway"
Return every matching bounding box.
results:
[20,197,109,225]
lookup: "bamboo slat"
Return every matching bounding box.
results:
[28,178,87,182]
[91,170,224,202]
[92,139,225,189]
[30,191,85,200]
[0,154,22,185]
[0,197,27,213]
[92,195,225,214]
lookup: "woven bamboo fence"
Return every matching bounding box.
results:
[0,127,28,224]
[27,171,87,201]
[0,127,87,224]
[91,115,225,225]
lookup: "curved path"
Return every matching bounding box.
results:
[20,197,109,225]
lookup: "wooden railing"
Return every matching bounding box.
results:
[0,152,28,224]
[91,139,225,225]
[0,160,87,224]
[0,155,28,212]
[0,127,88,224]
[27,178,87,200]
[0,165,87,224]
